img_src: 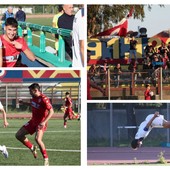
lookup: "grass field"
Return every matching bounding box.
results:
[0,119,80,166]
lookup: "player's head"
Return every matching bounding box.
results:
[145,84,150,89]
[28,83,41,97]
[131,139,142,150]
[4,18,18,40]
[65,92,70,97]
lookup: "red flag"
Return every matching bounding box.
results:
[92,18,128,37]
[127,6,134,18]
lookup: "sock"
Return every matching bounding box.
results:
[64,120,67,126]
[23,140,33,150]
[41,149,48,159]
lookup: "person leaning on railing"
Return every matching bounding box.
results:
[0,18,35,67]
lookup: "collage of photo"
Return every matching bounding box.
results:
[1,2,170,169]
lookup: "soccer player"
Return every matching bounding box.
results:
[63,92,74,128]
[15,83,54,166]
[0,17,35,67]
[0,101,9,158]
[131,111,170,150]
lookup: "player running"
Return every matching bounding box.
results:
[131,111,170,150]
[15,83,54,166]
[0,101,9,158]
[63,92,79,128]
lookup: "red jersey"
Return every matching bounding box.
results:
[31,93,52,124]
[0,35,29,67]
[65,97,72,107]
[144,89,151,100]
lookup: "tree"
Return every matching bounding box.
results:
[87,5,163,37]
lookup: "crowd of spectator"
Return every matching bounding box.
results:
[88,41,170,89]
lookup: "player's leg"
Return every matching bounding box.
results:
[15,122,37,158]
[35,128,49,166]
[63,112,68,128]
[0,145,8,158]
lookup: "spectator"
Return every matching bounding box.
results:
[72,5,84,67]
[128,36,138,63]
[1,6,14,34]
[0,18,35,67]
[128,60,138,83]
[52,5,64,54]
[58,4,74,61]
[98,60,109,82]
[158,42,169,57]
[113,63,122,87]
[144,84,153,100]
[15,6,26,22]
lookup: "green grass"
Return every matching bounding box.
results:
[0,119,80,166]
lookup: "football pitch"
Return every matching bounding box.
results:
[0,119,81,166]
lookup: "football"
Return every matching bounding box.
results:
[149,91,154,96]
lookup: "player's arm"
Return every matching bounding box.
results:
[79,40,84,67]
[144,112,159,130]
[41,108,54,126]
[0,107,9,128]
[23,49,36,62]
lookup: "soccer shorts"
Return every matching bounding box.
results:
[23,119,47,135]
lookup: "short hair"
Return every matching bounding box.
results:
[5,18,18,28]
[145,84,150,88]
[131,139,139,149]
[18,6,22,9]
[65,92,70,95]
[28,83,40,91]
[58,5,63,12]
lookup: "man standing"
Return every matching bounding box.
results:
[0,18,35,67]
[1,6,14,34]
[52,5,63,54]
[15,83,54,166]
[72,5,84,67]
[129,36,138,63]
[131,111,170,150]
[15,6,26,22]
[58,4,74,61]
[0,101,9,158]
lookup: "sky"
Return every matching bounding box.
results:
[128,5,170,37]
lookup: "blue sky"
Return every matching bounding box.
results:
[128,5,170,37]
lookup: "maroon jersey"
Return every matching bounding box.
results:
[31,93,52,124]
[65,97,72,107]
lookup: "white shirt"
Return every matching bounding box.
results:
[135,114,164,139]
[72,8,84,68]
[0,101,4,110]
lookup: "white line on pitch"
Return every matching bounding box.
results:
[0,130,80,134]
[6,147,80,152]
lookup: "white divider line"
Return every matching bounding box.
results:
[6,147,80,152]
[0,130,80,134]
